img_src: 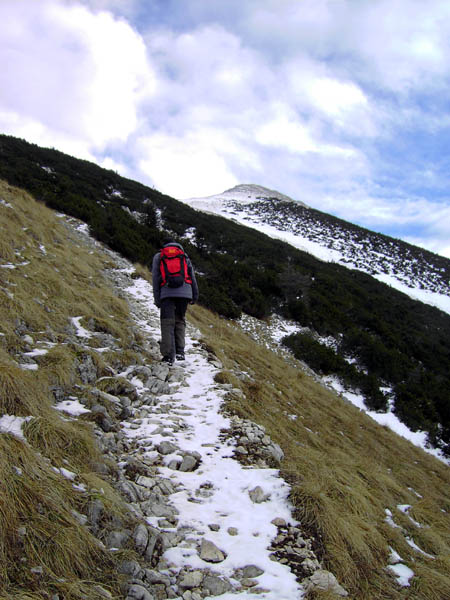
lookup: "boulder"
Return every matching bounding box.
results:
[199,539,226,563]
[306,570,348,597]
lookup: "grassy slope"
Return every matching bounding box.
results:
[189,306,450,600]
[0,180,141,599]
[1,179,449,599]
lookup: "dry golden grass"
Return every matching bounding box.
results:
[0,436,119,598]
[0,180,139,598]
[189,304,450,600]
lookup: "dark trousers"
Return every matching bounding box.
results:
[160,298,189,358]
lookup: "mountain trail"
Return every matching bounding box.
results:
[62,218,348,599]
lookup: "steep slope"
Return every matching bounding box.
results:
[1,179,449,600]
[1,133,450,457]
[184,185,450,315]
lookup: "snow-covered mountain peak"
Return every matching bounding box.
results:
[182,184,450,315]
[184,183,307,213]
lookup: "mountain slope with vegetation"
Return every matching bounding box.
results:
[0,134,449,456]
[0,178,449,600]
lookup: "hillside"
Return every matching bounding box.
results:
[184,185,450,314]
[1,179,449,600]
[0,133,449,457]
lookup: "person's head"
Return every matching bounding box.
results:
[163,241,184,251]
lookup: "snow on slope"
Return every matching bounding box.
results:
[183,185,450,315]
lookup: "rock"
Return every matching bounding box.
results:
[202,575,232,596]
[157,441,179,455]
[302,558,321,574]
[86,499,104,533]
[78,353,97,384]
[136,475,157,489]
[91,403,109,417]
[134,524,149,554]
[126,584,155,600]
[105,530,130,549]
[199,539,226,563]
[227,527,238,536]
[157,479,176,495]
[208,524,221,532]
[145,526,164,565]
[242,565,264,578]
[150,363,170,381]
[306,570,349,597]
[178,570,204,589]
[241,578,257,588]
[248,486,269,503]
[266,442,284,464]
[178,455,198,472]
[271,517,287,527]
[167,459,181,470]
[99,416,115,432]
[148,379,171,395]
[118,480,143,503]
[141,499,177,518]
[143,569,171,586]
[118,560,143,577]
[97,376,138,401]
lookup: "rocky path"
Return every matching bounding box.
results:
[54,219,349,599]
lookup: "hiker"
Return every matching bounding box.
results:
[152,242,199,365]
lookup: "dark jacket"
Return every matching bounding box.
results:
[152,242,199,308]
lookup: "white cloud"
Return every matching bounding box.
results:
[255,102,358,158]
[306,77,367,117]
[137,131,239,199]
[0,0,155,154]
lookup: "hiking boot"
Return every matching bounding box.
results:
[176,351,185,361]
[162,355,174,365]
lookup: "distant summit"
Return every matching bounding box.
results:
[184,183,308,213]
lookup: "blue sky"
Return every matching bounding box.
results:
[1,0,450,258]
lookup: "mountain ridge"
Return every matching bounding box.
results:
[183,185,450,315]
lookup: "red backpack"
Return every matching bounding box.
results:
[160,245,192,288]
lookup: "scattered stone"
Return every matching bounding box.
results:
[178,455,198,472]
[105,529,130,549]
[118,560,143,578]
[126,583,155,600]
[178,570,204,589]
[208,524,221,532]
[86,499,104,533]
[248,486,269,503]
[136,475,157,489]
[241,578,258,588]
[242,565,264,578]
[202,574,232,596]
[157,441,179,455]
[227,527,238,536]
[306,570,349,597]
[144,526,164,565]
[302,558,321,574]
[77,353,98,384]
[133,524,149,555]
[199,539,226,563]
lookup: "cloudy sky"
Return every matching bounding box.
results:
[1,0,450,258]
